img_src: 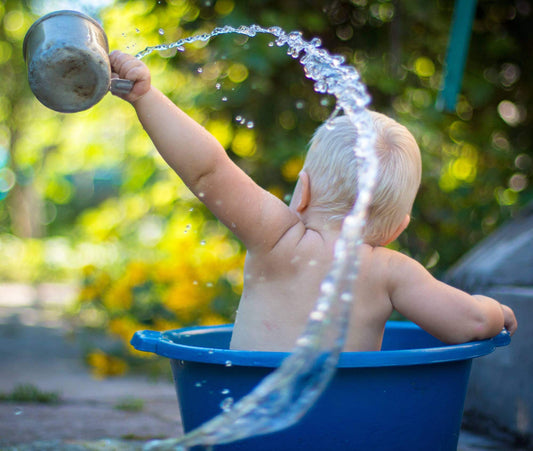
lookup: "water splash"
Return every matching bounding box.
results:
[138,24,377,449]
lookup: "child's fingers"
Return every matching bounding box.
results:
[121,59,143,78]
[110,52,147,83]
[109,50,150,102]
[109,51,135,75]
[501,305,518,335]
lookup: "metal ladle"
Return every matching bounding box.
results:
[23,10,133,113]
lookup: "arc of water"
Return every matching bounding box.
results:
[138,25,377,450]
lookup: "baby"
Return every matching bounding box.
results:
[109,51,517,352]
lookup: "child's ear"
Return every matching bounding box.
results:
[382,214,410,246]
[291,171,311,213]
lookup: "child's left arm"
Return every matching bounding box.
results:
[385,249,517,343]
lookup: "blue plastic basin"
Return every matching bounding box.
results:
[131,321,510,451]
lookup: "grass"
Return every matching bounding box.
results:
[114,397,145,412]
[0,383,61,404]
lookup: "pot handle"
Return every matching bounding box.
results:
[110,78,135,95]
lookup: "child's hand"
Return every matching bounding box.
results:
[109,50,151,103]
[501,304,518,335]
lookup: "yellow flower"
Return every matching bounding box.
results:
[103,279,133,311]
[109,317,141,343]
[153,318,182,333]
[200,313,227,326]
[125,261,149,286]
[78,285,100,302]
[81,264,98,277]
[165,282,206,317]
[87,350,128,378]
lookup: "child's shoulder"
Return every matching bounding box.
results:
[362,245,421,278]
[363,244,405,262]
[367,245,433,293]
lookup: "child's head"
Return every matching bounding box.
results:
[302,111,421,245]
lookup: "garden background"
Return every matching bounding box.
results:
[1,0,531,376]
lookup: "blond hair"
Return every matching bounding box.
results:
[302,111,421,245]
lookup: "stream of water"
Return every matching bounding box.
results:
[137,24,377,450]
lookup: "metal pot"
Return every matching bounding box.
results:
[23,10,133,113]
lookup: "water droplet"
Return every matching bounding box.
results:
[267,26,282,35]
[332,55,345,66]
[308,260,317,266]
[320,280,335,295]
[268,41,274,47]
[198,192,205,198]
[208,349,214,354]
[325,120,337,130]
[221,388,230,395]
[310,37,322,47]
[314,80,327,93]
[158,28,165,35]
[135,28,140,33]
[197,67,204,73]
[295,100,305,109]
[221,96,228,102]
[290,255,301,264]
[200,240,206,245]
[14,407,23,416]
[195,382,203,387]
[220,397,234,412]
[225,360,232,367]
[341,293,353,302]
[246,121,254,129]
[296,336,311,347]
[193,280,198,285]
[215,83,221,90]
[206,282,213,287]
[310,310,325,321]
[235,115,242,122]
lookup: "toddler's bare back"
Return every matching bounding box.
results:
[230,224,393,352]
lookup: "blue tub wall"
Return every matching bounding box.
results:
[131,321,510,450]
[164,322,486,451]
[171,357,472,451]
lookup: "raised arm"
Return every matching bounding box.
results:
[109,51,299,252]
[385,249,517,343]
